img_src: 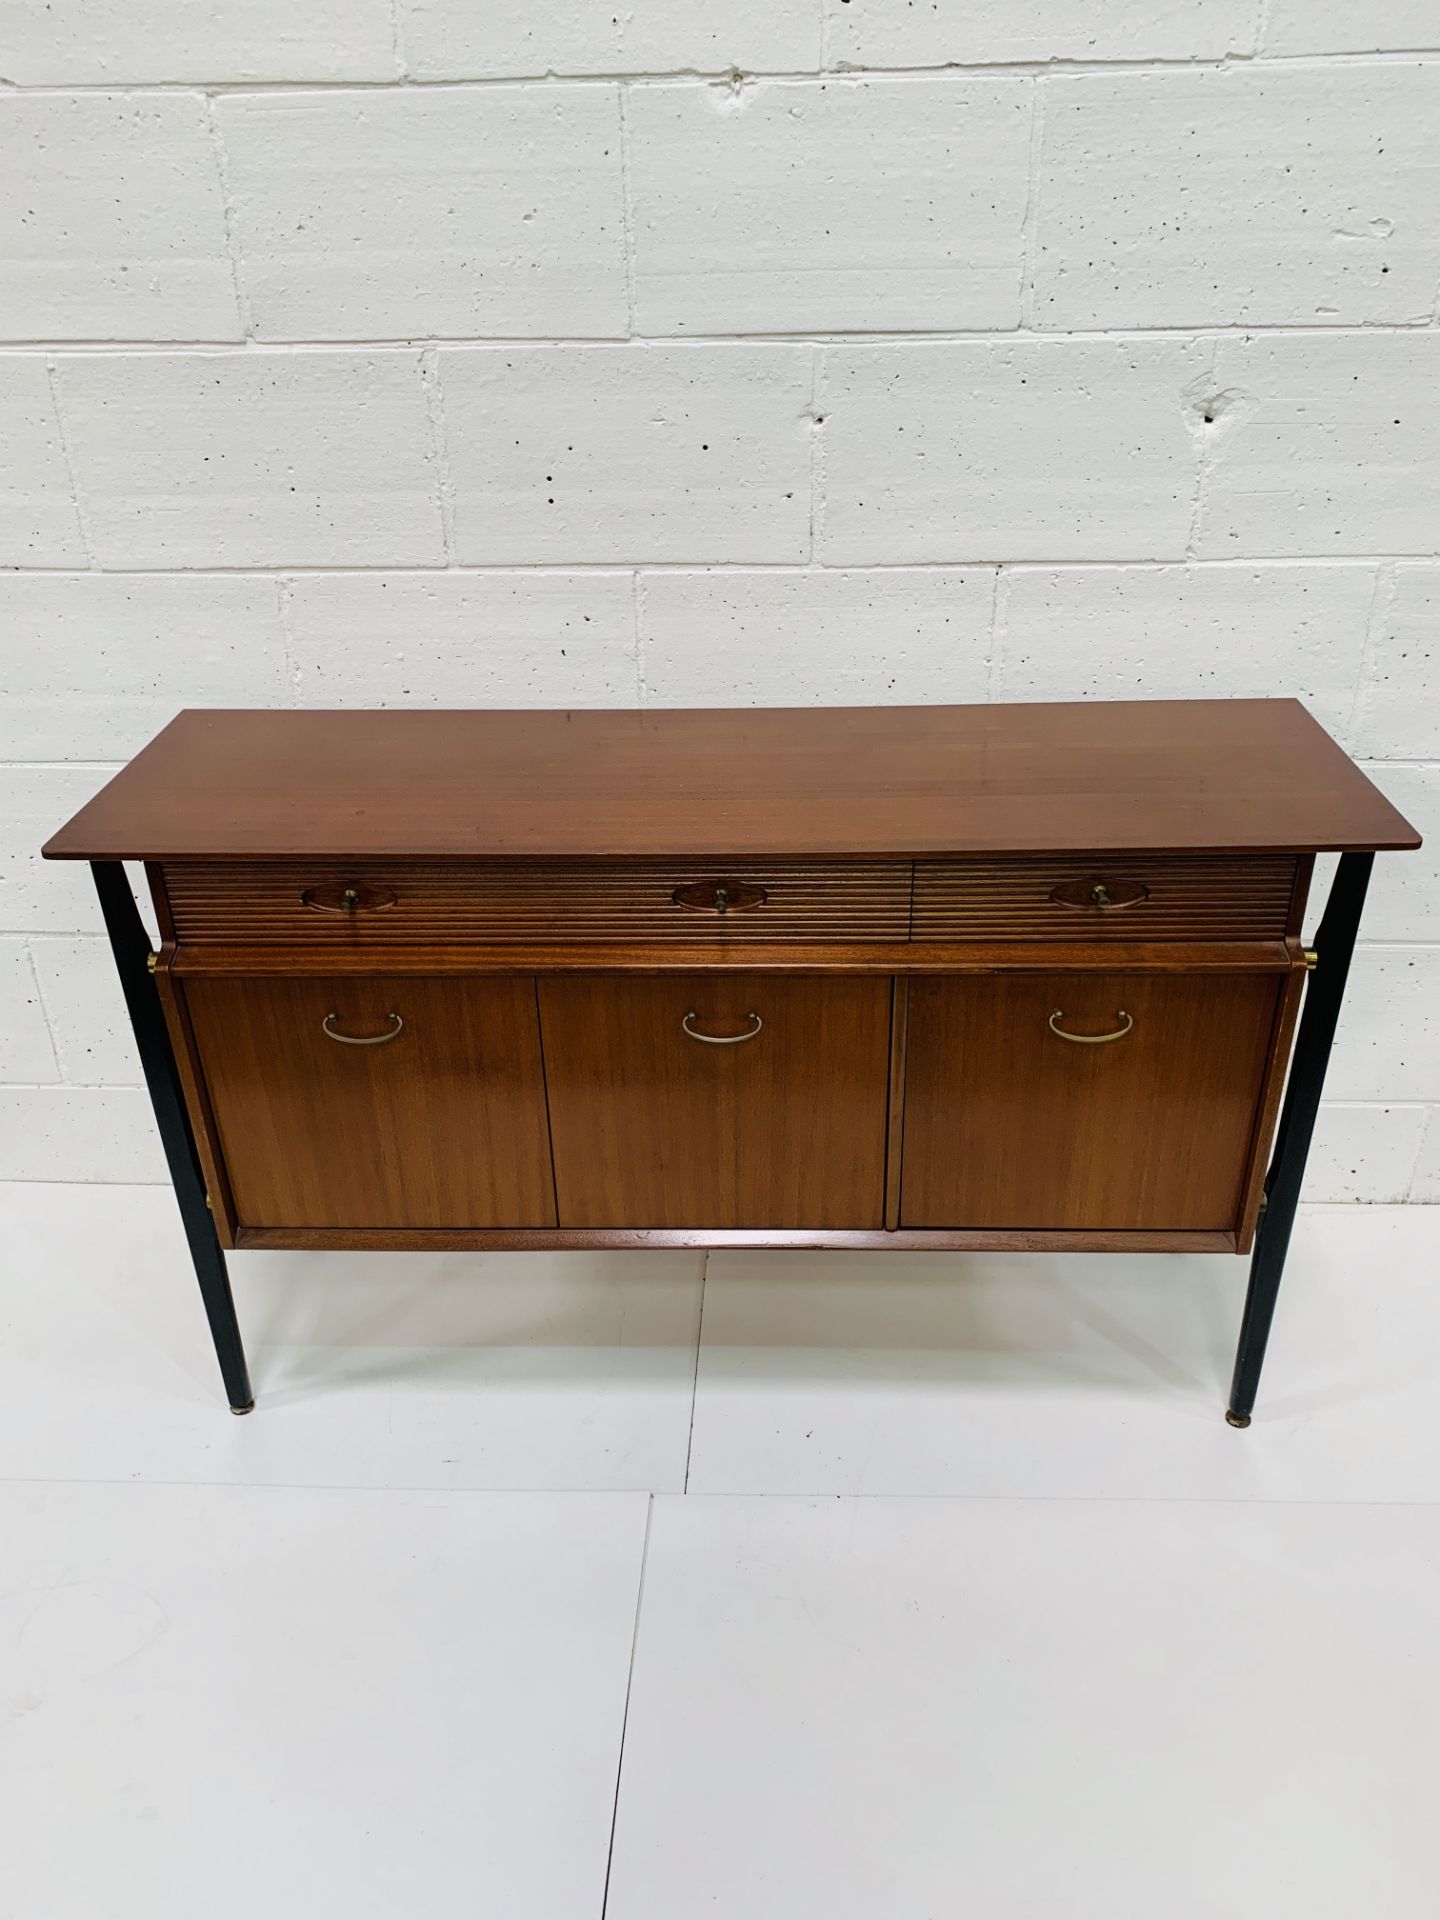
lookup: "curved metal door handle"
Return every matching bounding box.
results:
[1048,1009,1132,1045]
[682,1010,763,1045]
[322,1010,404,1046]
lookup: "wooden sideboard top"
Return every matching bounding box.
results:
[44,699,1420,862]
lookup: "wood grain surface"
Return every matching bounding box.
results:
[43,700,1421,861]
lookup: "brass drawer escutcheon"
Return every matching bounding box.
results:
[1049,876,1150,912]
[672,879,768,915]
[302,881,398,915]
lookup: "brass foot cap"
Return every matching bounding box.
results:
[230,1400,256,1416]
[1225,1409,1252,1429]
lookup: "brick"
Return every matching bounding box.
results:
[1351,568,1440,760]
[27,936,142,1085]
[1355,763,1440,944]
[819,339,1206,565]
[0,93,239,343]
[218,88,627,342]
[1263,2,1440,55]
[1412,1108,1440,1203]
[0,0,396,82]
[439,345,813,564]
[0,765,119,933]
[995,565,1372,741]
[629,77,1029,334]
[1328,949,1440,1102]
[0,357,85,564]
[825,0,1254,67]
[1305,1103,1427,1203]
[58,351,444,568]
[285,572,638,705]
[1035,68,1440,329]
[1197,335,1440,560]
[638,568,993,705]
[0,574,289,761]
[0,1087,164,1182]
[399,0,820,79]
[0,940,59,1083]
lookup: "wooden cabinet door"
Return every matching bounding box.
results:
[901,972,1281,1232]
[539,975,892,1229]
[183,976,556,1230]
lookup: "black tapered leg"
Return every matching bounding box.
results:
[1226,851,1373,1427]
[92,861,254,1413]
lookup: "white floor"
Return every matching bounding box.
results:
[3,1185,1438,1918]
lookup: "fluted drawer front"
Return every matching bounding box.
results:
[162,860,912,946]
[913,855,1299,941]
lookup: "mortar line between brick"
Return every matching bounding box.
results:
[273,575,304,701]
[203,94,252,340]
[42,359,95,569]
[17,944,65,1086]
[388,0,409,81]
[6,53,1440,93]
[987,567,1009,701]
[11,319,1438,351]
[1345,564,1395,748]
[1,557,1435,579]
[1184,338,1224,561]
[631,570,648,706]
[617,84,638,337]
[418,349,458,563]
[808,348,824,562]
[1018,76,1045,329]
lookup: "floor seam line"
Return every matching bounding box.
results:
[600,1491,654,1919]
[682,1250,709,1494]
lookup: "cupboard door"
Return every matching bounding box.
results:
[184,976,555,1229]
[539,975,892,1229]
[901,972,1281,1232]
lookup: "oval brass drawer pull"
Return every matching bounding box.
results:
[672,880,768,915]
[682,1010,763,1045]
[323,1011,404,1046]
[1048,1009,1133,1045]
[302,881,398,915]
[1049,877,1150,912]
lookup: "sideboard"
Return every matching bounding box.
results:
[43,700,1420,1426]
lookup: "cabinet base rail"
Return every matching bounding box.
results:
[234,1226,1238,1254]
[95,853,1372,1427]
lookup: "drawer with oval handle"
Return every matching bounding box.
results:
[912,854,1300,942]
[161,858,911,947]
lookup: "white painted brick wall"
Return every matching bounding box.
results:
[1035,67,1440,328]
[216,88,629,341]
[628,76,1031,333]
[283,571,640,705]
[0,357,86,562]
[819,339,1208,562]
[56,350,445,567]
[398,1,822,82]
[437,345,814,563]
[0,5,1435,1200]
[0,92,240,341]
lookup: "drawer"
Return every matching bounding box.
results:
[912,854,1299,942]
[161,859,912,947]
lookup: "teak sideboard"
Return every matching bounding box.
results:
[44,700,1420,1427]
